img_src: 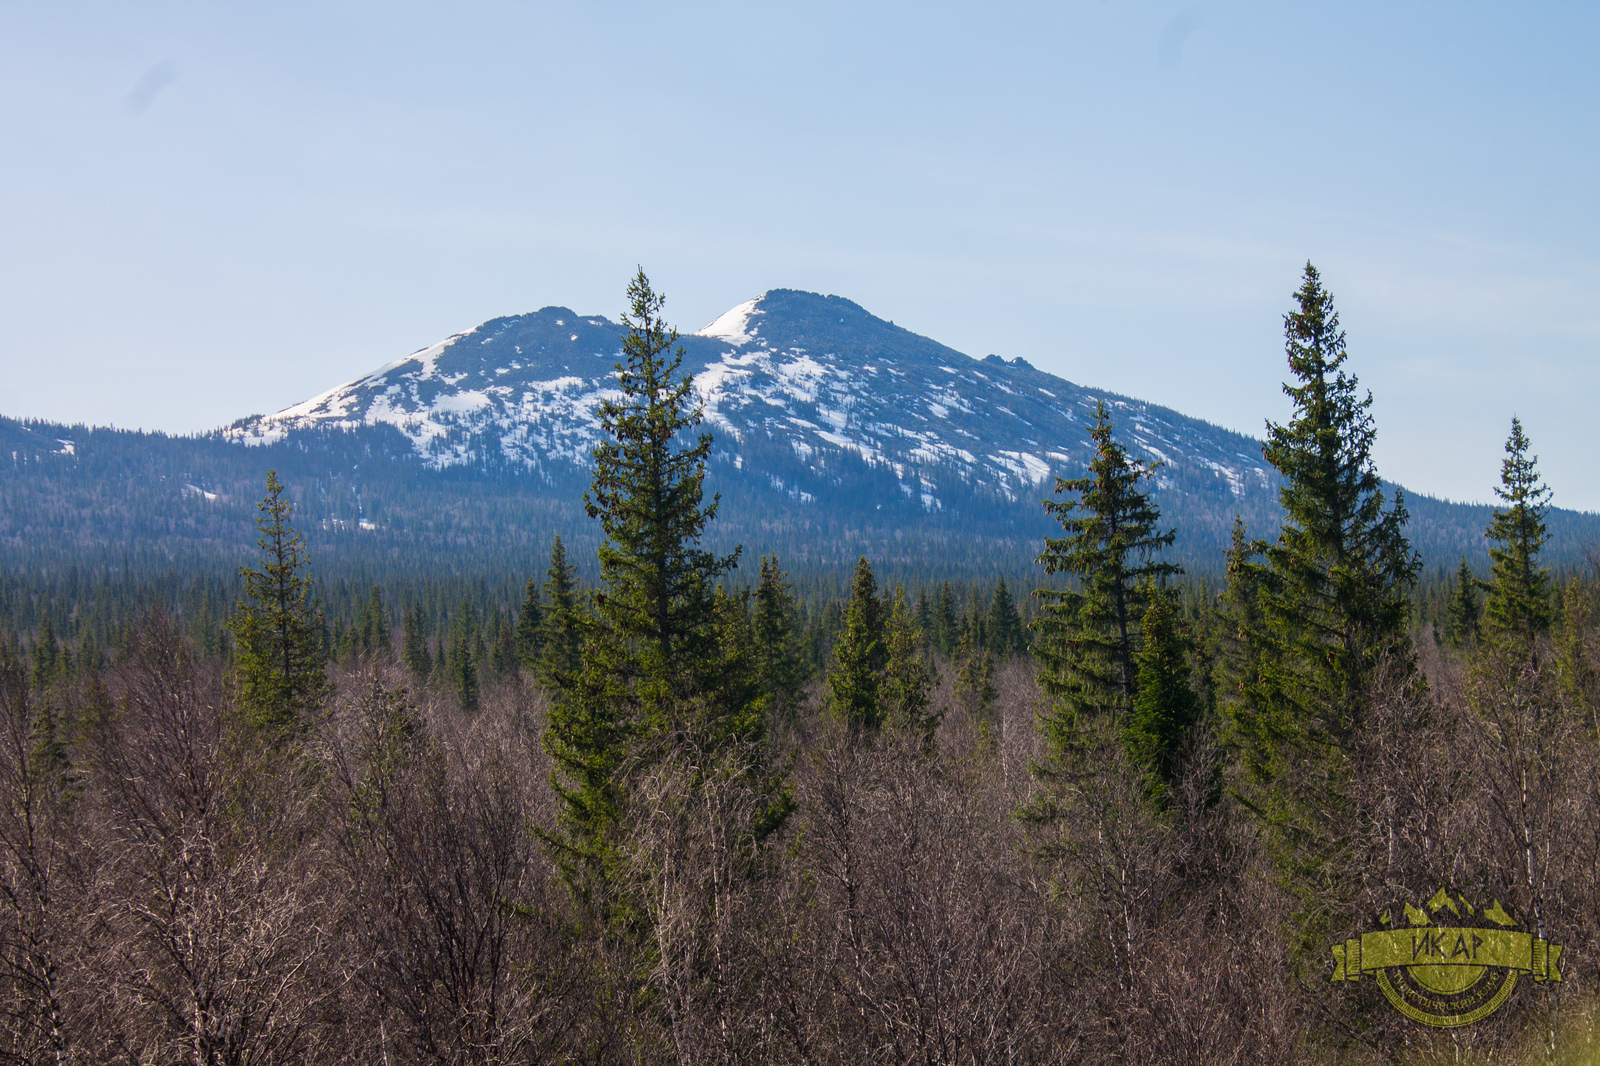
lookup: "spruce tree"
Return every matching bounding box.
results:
[882,586,940,744]
[934,582,959,659]
[450,600,479,711]
[542,269,788,910]
[581,268,737,677]
[229,471,329,736]
[359,585,391,657]
[752,554,808,720]
[954,629,997,725]
[964,583,987,652]
[401,605,431,678]
[537,535,584,686]
[515,578,544,667]
[1556,578,1598,732]
[1032,401,1178,762]
[487,610,519,682]
[826,557,887,730]
[1215,518,1265,710]
[913,588,935,653]
[1445,556,1481,648]
[30,619,60,691]
[1125,582,1201,803]
[1225,264,1419,958]
[1483,417,1554,649]
[986,577,1025,659]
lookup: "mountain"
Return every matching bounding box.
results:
[4,289,1597,585]
[231,290,1271,506]
[221,289,1278,543]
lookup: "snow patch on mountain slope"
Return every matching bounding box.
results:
[695,299,762,347]
[993,450,1051,485]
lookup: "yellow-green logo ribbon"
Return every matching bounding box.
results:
[1331,928,1563,984]
[1331,895,1563,1029]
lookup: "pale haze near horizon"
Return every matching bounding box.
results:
[1,3,1596,510]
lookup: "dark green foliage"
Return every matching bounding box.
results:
[881,586,940,744]
[954,629,996,725]
[7,627,73,793]
[448,600,480,711]
[825,557,887,729]
[963,583,987,652]
[1214,518,1265,713]
[515,578,544,667]
[581,269,737,677]
[31,618,62,691]
[228,471,330,736]
[752,554,809,720]
[485,609,518,682]
[357,585,391,658]
[542,270,788,911]
[1445,556,1481,648]
[913,588,934,652]
[1556,577,1598,728]
[986,577,1025,658]
[401,604,431,678]
[1224,264,1418,958]
[1125,582,1202,802]
[1033,401,1178,762]
[1483,417,1554,650]
[536,536,583,686]
[933,582,959,659]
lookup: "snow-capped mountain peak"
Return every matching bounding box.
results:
[225,290,1268,519]
[694,298,763,347]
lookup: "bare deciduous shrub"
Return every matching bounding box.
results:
[83,611,336,1065]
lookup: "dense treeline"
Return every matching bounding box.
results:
[0,267,1597,1064]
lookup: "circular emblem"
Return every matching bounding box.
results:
[1330,888,1562,1028]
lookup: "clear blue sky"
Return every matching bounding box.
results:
[3,3,1597,509]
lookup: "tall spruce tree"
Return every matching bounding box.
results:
[515,578,544,667]
[954,629,997,725]
[229,471,329,736]
[1215,517,1265,708]
[1483,417,1554,650]
[1556,578,1598,731]
[357,585,391,657]
[449,600,480,711]
[1445,556,1481,649]
[537,536,584,686]
[752,554,808,720]
[1225,264,1419,958]
[31,619,60,691]
[986,578,1025,659]
[1125,582,1202,804]
[401,604,431,678]
[542,269,788,910]
[882,586,940,744]
[913,588,935,653]
[582,269,737,677]
[825,557,887,730]
[1032,401,1178,765]
[964,583,987,652]
[934,582,959,659]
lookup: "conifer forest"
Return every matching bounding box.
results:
[5,265,1600,1066]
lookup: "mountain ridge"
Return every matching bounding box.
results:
[223,288,1272,519]
[4,288,1596,582]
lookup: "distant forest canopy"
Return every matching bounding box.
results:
[0,419,1593,677]
[2,406,1596,591]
